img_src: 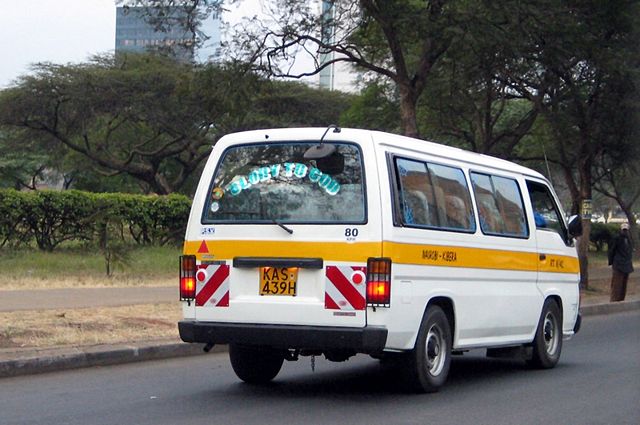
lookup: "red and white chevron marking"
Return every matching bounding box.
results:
[195,264,230,307]
[325,265,367,310]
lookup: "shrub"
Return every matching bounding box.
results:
[0,189,191,250]
[0,190,32,248]
[590,222,619,252]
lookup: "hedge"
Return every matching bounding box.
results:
[0,189,191,251]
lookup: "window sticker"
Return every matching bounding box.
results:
[225,162,341,197]
[200,226,216,235]
[211,187,224,200]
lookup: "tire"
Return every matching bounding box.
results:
[403,305,452,393]
[528,299,563,369]
[229,344,285,384]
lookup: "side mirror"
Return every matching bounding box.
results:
[567,215,583,238]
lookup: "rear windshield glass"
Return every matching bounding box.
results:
[202,142,366,223]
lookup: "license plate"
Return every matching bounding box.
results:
[260,267,298,296]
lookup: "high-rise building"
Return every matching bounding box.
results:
[317,1,357,92]
[115,6,221,62]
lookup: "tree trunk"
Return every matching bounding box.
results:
[577,162,593,290]
[398,83,419,138]
[578,219,591,290]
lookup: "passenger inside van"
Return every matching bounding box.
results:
[444,195,468,229]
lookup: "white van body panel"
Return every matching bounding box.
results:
[184,128,383,328]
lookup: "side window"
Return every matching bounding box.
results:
[396,158,435,226]
[526,181,567,239]
[471,172,529,238]
[427,163,476,231]
[394,157,475,232]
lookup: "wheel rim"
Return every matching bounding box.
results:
[543,311,559,356]
[425,324,446,376]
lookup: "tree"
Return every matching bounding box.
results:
[0,53,355,194]
[241,80,354,129]
[417,1,542,157]
[501,0,639,288]
[0,128,70,190]
[236,0,465,138]
[0,54,257,194]
[132,0,465,137]
[593,109,640,247]
[339,81,400,133]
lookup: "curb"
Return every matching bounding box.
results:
[580,299,640,316]
[0,340,224,379]
[1,301,638,379]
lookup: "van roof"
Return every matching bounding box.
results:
[219,127,547,182]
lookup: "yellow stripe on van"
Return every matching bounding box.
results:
[383,241,537,271]
[183,240,381,263]
[382,241,579,274]
[537,254,580,274]
[184,240,579,274]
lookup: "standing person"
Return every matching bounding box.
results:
[608,223,634,302]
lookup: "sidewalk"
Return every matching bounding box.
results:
[0,286,175,312]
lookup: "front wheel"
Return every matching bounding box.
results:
[403,305,452,393]
[229,344,284,384]
[528,299,563,369]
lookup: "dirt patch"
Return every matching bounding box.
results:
[0,303,180,349]
[581,267,639,303]
[119,317,175,329]
[0,333,19,349]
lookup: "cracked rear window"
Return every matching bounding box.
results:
[202,142,366,223]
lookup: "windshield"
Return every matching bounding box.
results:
[203,142,366,223]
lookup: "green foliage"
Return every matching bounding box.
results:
[590,222,618,252]
[340,82,400,133]
[0,189,32,247]
[0,53,355,195]
[246,81,353,129]
[24,190,98,251]
[0,190,191,251]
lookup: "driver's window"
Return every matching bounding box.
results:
[526,181,567,241]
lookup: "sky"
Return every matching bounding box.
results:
[0,0,271,89]
[0,0,116,88]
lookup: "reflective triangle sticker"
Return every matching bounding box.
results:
[197,240,209,254]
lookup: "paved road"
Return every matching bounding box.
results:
[1,311,638,425]
[0,286,175,312]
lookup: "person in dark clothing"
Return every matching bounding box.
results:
[608,223,634,302]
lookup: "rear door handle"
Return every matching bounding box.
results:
[539,254,546,261]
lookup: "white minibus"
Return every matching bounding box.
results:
[179,127,582,392]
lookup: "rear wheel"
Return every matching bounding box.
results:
[229,344,284,384]
[528,299,563,369]
[403,305,452,393]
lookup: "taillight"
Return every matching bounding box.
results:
[366,257,391,307]
[180,255,196,301]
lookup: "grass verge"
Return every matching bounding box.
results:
[0,303,181,349]
[0,246,180,290]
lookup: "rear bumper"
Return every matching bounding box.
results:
[178,320,388,354]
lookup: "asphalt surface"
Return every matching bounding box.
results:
[1,311,638,425]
